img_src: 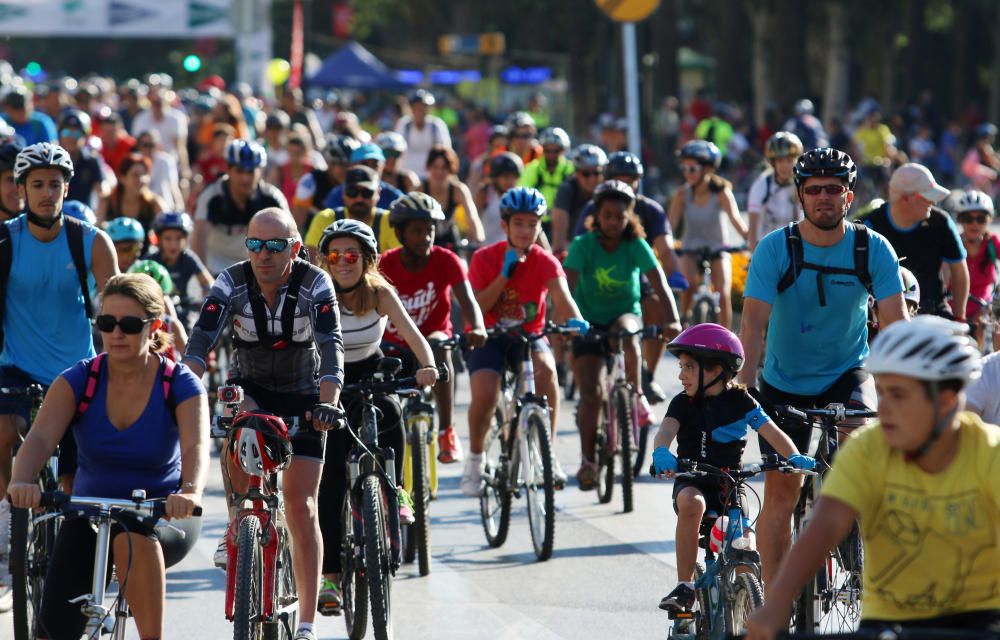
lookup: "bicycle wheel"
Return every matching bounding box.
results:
[816,540,864,633]
[595,402,614,504]
[523,411,555,561]
[480,409,511,548]
[792,480,817,633]
[725,573,764,634]
[614,386,635,513]
[341,492,368,640]
[633,422,650,479]
[362,475,392,640]
[410,422,431,576]
[692,297,716,326]
[233,515,264,640]
[262,530,297,640]
[10,504,53,640]
[692,563,711,640]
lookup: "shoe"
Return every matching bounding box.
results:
[437,426,464,464]
[213,535,228,570]
[293,629,317,640]
[397,486,415,526]
[552,456,567,490]
[317,577,343,616]
[659,583,697,612]
[461,452,484,497]
[637,393,658,428]
[642,368,667,404]
[576,459,598,491]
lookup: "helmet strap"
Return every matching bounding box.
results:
[694,359,727,400]
[904,381,958,462]
[26,208,62,230]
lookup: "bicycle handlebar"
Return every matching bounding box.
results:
[341,363,449,398]
[0,384,45,399]
[211,411,303,440]
[773,403,877,424]
[584,326,660,340]
[675,245,748,260]
[650,457,816,480]
[484,321,583,342]
[39,490,203,521]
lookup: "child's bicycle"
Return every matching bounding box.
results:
[676,246,745,325]
[651,457,815,639]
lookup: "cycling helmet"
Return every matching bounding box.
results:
[153,211,194,235]
[765,131,804,160]
[974,122,997,141]
[225,139,267,170]
[229,411,293,476]
[0,142,22,173]
[389,192,445,228]
[954,189,995,217]
[572,144,609,171]
[13,142,75,184]
[62,200,97,226]
[793,147,857,189]
[374,131,407,155]
[324,134,360,164]
[129,259,175,295]
[499,187,547,220]
[606,151,644,178]
[538,127,570,150]
[488,124,510,142]
[899,266,920,307]
[318,218,378,256]
[490,152,524,178]
[868,315,980,384]
[505,111,536,131]
[667,323,745,375]
[264,110,291,131]
[592,180,636,207]
[678,140,722,169]
[105,217,146,243]
[793,99,815,116]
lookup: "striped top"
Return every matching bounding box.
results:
[340,304,387,363]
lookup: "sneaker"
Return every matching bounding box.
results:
[461,452,484,497]
[576,459,598,491]
[552,456,567,490]
[396,486,415,526]
[659,583,697,612]
[637,393,658,428]
[642,368,667,404]
[213,535,228,570]
[317,577,343,616]
[293,628,317,640]
[437,426,464,464]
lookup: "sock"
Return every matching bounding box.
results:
[296,622,314,633]
[680,581,694,589]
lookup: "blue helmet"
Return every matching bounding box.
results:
[153,211,194,235]
[225,139,267,170]
[105,217,146,243]
[62,200,97,226]
[500,187,547,220]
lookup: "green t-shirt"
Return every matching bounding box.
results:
[564,232,658,324]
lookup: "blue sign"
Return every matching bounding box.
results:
[501,66,552,85]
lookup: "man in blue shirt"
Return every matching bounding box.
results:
[738,148,907,588]
[322,142,403,211]
[1,87,57,146]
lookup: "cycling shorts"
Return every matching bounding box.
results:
[757,367,876,457]
[465,333,551,376]
[672,475,733,518]
[232,378,326,462]
[0,365,46,425]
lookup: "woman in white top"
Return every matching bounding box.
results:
[747,131,804,251]
[313,218,437,615]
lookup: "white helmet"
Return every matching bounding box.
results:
[374,130,407,154]
[954,189,995,217]
[13,142,74,184]
[868,315,981,384]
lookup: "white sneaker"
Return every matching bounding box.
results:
[213,535,228,570]
[461,452,484,497]
[293,628,317,640]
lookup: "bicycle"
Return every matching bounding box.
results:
[771,403,877,634]
[769,629,1000,640]
[6,383,56,640]
[32,489,201,640]
[479,322,578,562]
[212,385,299,640]
[676,245,746,326]
[651,458,813,639]
[338,358,446,640]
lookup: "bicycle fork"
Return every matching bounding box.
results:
[71,511,125,640]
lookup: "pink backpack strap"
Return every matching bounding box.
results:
[74,353,106,421]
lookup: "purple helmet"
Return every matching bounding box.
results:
[667,323,745,374]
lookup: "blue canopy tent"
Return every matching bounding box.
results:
[308,41,411,90]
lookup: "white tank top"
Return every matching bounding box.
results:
[339,303,388,363]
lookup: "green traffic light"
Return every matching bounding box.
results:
[183,55,202,73]
[25,61,41,76]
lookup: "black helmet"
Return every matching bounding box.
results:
[490,152,524,177]
[606,151,644,178]
[793,147,857,189]
[389,192,445,228]
[324,134,360,164]
[0,142,22,174]
[592,180,636,207]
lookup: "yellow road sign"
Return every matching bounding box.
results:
[594,0,660,22]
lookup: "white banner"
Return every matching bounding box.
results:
[0,0,234,37]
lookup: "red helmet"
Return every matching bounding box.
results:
[229,412,293,476]
[667,323,745,374]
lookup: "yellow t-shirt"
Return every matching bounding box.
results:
[821,412,1000,621]
[852,124,893,166]
[304,207,401,254]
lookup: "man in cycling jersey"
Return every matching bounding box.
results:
[305,166,400,258]
[739,148,907,589]
[550,144,607,255]
[183,207,344,640]
[746,317,1000,638]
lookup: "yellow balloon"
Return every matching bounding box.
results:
[267,58,291,85]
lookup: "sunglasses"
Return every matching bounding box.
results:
[802,184,849,196]
[95,314,154,334]
[383,150,402,159]
[960,214,990,224]
[683,165,703,174]
[326,249,362,265]
[513,132,534,139]
[542,147,563,154]
[245,237,296,253]
[60,128,83,139]
[345,186,375,199]
[578,170,602,178]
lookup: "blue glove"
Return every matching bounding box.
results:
[565,317,590,334]
[668,271,689,291]
[502,249,520,278]
[652,446,678,475]
[788,454,816,471]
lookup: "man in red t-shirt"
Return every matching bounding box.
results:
[381,193,487,463]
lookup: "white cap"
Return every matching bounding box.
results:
[889,163,950,203]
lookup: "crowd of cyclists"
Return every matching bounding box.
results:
[0,68,997,639]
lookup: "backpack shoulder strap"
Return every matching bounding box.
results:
[74,353,106,421]
[160,355,178,423]
[63,216,93,319]
[851,221,873,295]
[0,223,12,349]
[761,173,774,206]
[278,260,309,346]
[373,211,384,253]
[776,223,803,294]
[243,261,273,345]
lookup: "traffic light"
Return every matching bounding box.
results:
[183,55,202,73]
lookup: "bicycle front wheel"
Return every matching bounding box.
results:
[362,475,392,640]
[262,529,297,640]
[10,504,53,640]
[614,386,635,513]
[480,409,511,548]
[595,401,614,504]
[725,573,764,634]
[341,491,368,640]
[523,411,556,561]
[233,515,264,640]
[410,421,432,576]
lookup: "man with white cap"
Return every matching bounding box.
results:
[859,162,968,319]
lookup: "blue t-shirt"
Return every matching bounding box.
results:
[744,224,902,395]
[2,112,57,146]
[0,216,98,385]
[322,180,404,211]
[62,357,204,499]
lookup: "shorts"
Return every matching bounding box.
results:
[231,378,326,462]
[757,368,876,457]
[0,365,46,425]
[572,322,612,358]
[465,332,551,376]
[672,476,733,517]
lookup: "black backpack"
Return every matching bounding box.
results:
[776,221,873,307]
[236,259,310,350]
[0,216,93,349]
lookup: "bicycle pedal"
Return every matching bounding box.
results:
[317,602,343,617]
[667,609,696,621]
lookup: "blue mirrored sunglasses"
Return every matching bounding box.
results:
[245,237,296,253]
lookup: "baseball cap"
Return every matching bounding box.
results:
[350,142,385,163]
[889,163,949,203]
[408,89,435,105]
[344,166,379,190]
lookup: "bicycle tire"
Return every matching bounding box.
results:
[615,386,635,513]
[692,297,716,326]
[262,530,297,640]
[793,477,817,633]
[633,422,650,479]
[480,409,511,548]
[410,423,432,576]
[362,475,392,640]
[233,515,264,640]
[693,562,711,640]
[10,504,50,640]
[523,411,556,561]
[595,402,614,504]
[725,572,764,634]
[342,492,368,640]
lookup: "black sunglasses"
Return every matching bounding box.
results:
[346,186,375,199]
[245,237,296,253]
[95,314,154,334]
[960,213,990,224]
[802,184,849,196]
